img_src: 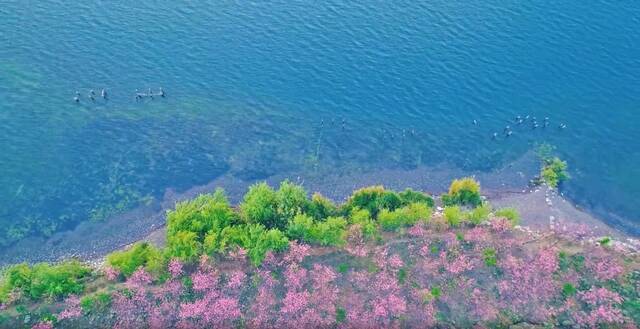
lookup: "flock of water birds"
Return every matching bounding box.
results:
[70,88,566,142]
[479,115,568,140]
[72,87,166,103]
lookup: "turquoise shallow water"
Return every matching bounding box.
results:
[1,0,639,246]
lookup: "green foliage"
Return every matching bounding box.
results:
[494,207,520,225]
[398,188,435,208]
[335,307,347,323]
[378,203,431,231]
[275,180,309,223]
[0,260,90,302]
[397,268,407,284]
[444,206,464,227]
[466,203,491,225]
[106,242,163,277]
[309,216,348,247]
[286,213,314,241]
[343,186,401,217]
[166,189,236,261]
[307,193,337,220]
[337,263,350,274]
[348,208,378,240]
[598,236,612,247]
[558,252,585,272]
[540,157,569,188]
[442,177,482,207]
[213,224,289,266]
[240,182,280,229]
[167,230,201,262]
[483,248,498,267]
[430,286,442,299]
[561,283,577,298]
[286,213,348,247]
[80,291,112,313]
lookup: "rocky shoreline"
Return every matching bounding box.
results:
[1,152,637,266]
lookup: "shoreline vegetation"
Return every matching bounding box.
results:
[1,178,639,328]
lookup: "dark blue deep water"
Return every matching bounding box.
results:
[1,0,639,246]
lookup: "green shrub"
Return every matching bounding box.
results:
[398,188,435,208]
[286,213,314,241]
[379,203,432,231]
[343,186,401,217]
[307,193,337,220]
[167,189,236,239]
[0,260,91,302]
[466,203,491,225]
[250,228,289,265]
[349,208,378,240]
[540,157,569,188]
[444,206,464,227]
[442,178,482,207]
[494,207,520,225]
[216,224,289,265]
[167,230,201,262]
[240,183,281,229]
[562,283,577,298]
[80,291,112,313]
[483,248,497,267]
[309,216,348,246]
[106,242,163,277]
[166,189,237,261]
[275,181,309,223]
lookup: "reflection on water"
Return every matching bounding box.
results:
[1,0,639,247]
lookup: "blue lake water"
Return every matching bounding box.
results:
[1,0,639,247]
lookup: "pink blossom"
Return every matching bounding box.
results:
[464,227,489,243]
[575,287,627,326]
[589,258,624,281]
[284,264,308,290]
[441,252,474,274]
[284,241,311,264]
[31,321,53,329]
[104,265,120,281]
[388,254,404,269]
[280,291,310,314]
[126,267,153,288]
[407,223,427,237]
[168,259,184,278]
[226,270,246,289]
[489,218,511,232]
[191,270,217,292]
[57,295,82,320]
[228,247,247,261]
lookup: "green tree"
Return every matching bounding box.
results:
[240,182,280,229]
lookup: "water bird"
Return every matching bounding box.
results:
[148,88,153,99]
[88,89,95,101]
[473,119,478,125]
[525,115,530,120]
[159,87,165,97]
[503,125,511,133]
[559,123,567,129]
[74,91,80,102]
[492,132,498,139]
[135,89,142,101]
[515,115,521,123]
[532,122,539,129]
[101,88,107,99]
[506,131,513,137]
